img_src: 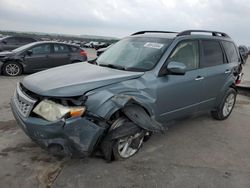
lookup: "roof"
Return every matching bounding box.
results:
[130,32,177,39]
[30,41,79,47]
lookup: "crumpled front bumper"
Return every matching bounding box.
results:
[10,97,106,156]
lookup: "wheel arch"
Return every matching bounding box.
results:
[214,77,237,108]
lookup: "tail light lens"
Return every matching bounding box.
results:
[80,50,87,56]
[236,79,241,85]
[235,73,243,85]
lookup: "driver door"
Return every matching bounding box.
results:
[23,43,53,72]
[155,40,204,123]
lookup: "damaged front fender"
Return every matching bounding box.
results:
[123,105,165,132]
[86,90,165,132]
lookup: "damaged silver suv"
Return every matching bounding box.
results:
[11,30,243,161]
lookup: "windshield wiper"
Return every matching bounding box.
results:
[99,63,126,70]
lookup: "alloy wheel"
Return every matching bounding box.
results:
[222,93,235,117]
[5,63,20,76]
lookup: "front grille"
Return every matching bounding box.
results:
[13,83,37,117]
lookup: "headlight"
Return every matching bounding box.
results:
[33,99,86,122]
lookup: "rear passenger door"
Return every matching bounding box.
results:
[49,44,71,67]
[198,40,238,110]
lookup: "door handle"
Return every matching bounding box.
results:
[195,76,204,81]
[225,70,231,74]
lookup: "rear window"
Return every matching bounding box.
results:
[222,41,239,63]
[21,37,36,43]
[200,40,224,68]
[70,46,79,52]
[5,37,17,44]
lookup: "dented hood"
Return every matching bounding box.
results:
[22,62,144,97]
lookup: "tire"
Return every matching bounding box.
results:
[112,132,144,160]
[3,62,22,76]
[110,117,145,160]
[211,88,237,120]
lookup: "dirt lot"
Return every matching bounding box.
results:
[0,55,250,188]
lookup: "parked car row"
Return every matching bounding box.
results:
[81,41,111,50]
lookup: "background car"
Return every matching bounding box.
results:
[238,45,249,64]
[0,41,87,76]
[93,42,110,50]
[96,46,108,56]
[96,44,114,56]
[0,36,37,52]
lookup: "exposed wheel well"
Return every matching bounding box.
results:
[108,102,151,123]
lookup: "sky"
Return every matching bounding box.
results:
[0,0,250,45]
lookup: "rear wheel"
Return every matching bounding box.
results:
[3,62,22,76]
[211,88,237,120]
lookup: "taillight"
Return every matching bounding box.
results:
[235,73,243,85]
[80,50,87,56]
[236,79,241,85]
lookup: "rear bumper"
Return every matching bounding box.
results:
[10,97,106,156]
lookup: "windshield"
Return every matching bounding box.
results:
[96,37,172,71]
[12,42,37,53]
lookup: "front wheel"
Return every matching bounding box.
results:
[211,88,237,120]
[3,62,22,76]
[112,132,144,160]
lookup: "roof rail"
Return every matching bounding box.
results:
[131,31,178,36]
[177,30,230,38]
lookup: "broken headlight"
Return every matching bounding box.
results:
[33,99,86,122]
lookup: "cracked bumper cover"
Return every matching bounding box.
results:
[10,97,106,156]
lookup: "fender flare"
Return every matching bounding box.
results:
[214,76,236,107]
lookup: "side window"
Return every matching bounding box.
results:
[21,38,35,43]
[54,44,69,53]
[5,37,17,44]
[167,41,199,71]
[30,44,51,55]
[200,40,224,68]
[222,41,239,63]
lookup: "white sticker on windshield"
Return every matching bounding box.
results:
[144,42,164,49]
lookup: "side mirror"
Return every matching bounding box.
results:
[167,61,186,75]
[26,50,33,56]
[1,40,7,44]
[160,61,186,76]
